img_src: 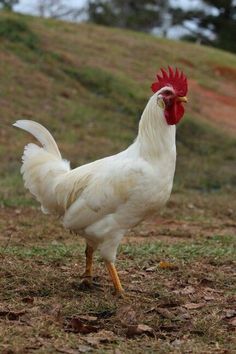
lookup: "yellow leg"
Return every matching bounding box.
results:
[81,244,94,278]
[105,261,124,294]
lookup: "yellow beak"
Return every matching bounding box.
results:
[177,96,188,103]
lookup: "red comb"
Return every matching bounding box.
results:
[151,67,188,97]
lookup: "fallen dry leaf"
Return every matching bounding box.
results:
[204,295,215,301]
[0,309,26,320]
[83,337,100,347]
[159,261,177,270]
[84,330,117,347]
[145,266,157,272]
[156,307,175,320]
[126,324,154,337]
[199,278,215,287]
[91,309,115,319]
[22,296,34,304]
[92,329,116,343]
[117,305,137,326]
[54,347,80,354]
[77,315,98,322]
[229,317,236,327]
[65,317,98,334]
[0,309,10,317]
[224,309,236,318]
[159,324,180,332]
[180,286,195,295]
[178,311,191,320]
[78,345,93,353]
[204,287,223,294]
[144,306,156,314]
[187,203,195,209]
[184,303,205,310]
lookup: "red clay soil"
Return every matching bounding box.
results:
[189,80,236,134]
[189,76,236,134]
[214,65,236,81]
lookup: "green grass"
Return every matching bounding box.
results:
[176,117,236,191]
[0,16,40,51]
[0,243,80,260]
[122,234,236,264]
[1,234,235,263]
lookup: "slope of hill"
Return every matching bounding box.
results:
[0,12,235,206]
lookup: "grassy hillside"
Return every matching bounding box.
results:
[0,12,236,206]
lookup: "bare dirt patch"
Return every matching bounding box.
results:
[190,78,236,134]
[214,65,236,82]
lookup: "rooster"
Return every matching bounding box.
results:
[13,67,188,295]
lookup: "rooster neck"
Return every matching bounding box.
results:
[134,96,176,162]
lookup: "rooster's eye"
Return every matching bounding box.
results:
[163,90,173,96]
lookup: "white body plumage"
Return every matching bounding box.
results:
[14,89,176,263]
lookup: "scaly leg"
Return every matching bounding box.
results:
[105,261,124,295]
[81,244,94,279]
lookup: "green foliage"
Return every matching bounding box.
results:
[0,17,39,50]
[172,0,236,53]
[0,0,18,11]
[87,0,236,53]
[87,0,169,32]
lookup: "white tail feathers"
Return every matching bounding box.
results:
[13,120,61,158]
[14,120,70,215]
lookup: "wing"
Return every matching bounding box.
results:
[61,156,145,231]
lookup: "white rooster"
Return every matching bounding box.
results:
[14,67,188,295]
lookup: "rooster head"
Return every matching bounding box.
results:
[151,67,188,125]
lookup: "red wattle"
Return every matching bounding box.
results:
[164,102,184,125]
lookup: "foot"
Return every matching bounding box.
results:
[114,290,126,299]
[80,276,93,290]
[80,275,103,291]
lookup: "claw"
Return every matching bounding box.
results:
[80,276,93,290]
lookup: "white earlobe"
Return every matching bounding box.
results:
[157,97,165,110]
